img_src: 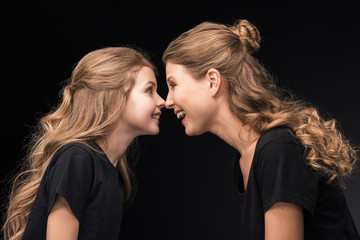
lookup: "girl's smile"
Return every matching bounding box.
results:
[122,66,165,136]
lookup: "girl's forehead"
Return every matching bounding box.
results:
[135,66,157,86]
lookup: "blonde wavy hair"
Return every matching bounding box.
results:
[3,46,155,240]
[163,20,358,185]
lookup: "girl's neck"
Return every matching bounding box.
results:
[96,122,136,167]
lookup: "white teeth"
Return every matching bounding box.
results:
[177,110,186,119]
[152,114,160,119]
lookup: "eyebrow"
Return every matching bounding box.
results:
[145,80,157,87]
[166,76,175,83]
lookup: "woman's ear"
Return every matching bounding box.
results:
[206,68,222,97]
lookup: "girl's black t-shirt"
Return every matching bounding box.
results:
[233,127,360,240]
[23,142,125,240]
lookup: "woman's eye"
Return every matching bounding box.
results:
[169,82,176,89]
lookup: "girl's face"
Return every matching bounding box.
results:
[165,62,215,136]
[122,66,165,135]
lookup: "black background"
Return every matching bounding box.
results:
[1,1,359,239]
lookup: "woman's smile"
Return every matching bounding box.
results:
[165,62,217,135]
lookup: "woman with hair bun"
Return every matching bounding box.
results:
[3,47,165,240]
[163,19,359,239]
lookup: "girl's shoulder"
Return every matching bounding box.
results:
[48,142,102,171]
[60,141,97,153]
[51,142,116,174]
[54,142,100,160]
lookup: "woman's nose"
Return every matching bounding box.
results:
[165,93,174,109]
[156,93,165,109]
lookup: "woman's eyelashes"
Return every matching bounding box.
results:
[169,81,176,90]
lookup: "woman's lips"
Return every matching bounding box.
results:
[176,110,186,119]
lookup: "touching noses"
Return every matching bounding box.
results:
[165,92,174,109]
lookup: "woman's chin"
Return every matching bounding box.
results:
[185,130,194,136]
[184,125,204,136]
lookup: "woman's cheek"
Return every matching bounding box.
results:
[174,90,186,107]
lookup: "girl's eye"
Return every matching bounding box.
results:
[146,87,154,95]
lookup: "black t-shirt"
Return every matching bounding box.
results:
[233,127,360,240]
[23,142,125,240]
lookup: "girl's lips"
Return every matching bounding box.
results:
[151,112,161,120]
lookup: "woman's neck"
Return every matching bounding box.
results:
[209,106,259,157]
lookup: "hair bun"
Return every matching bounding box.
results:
[230,19,261,53]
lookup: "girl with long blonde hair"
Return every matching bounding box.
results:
[163,19,359,239]
[3,46,165,240]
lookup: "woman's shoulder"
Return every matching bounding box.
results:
[257,126,298,150]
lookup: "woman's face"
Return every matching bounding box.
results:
[165,62,215,136]
[122,66,165,135]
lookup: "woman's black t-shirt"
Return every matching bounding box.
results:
[233,127,359,240]
[23,142,125,240]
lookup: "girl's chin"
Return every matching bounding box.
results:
[148,125,160,135]
[137,124,160,136]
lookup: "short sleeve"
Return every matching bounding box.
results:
[46,145,95,220]
[257,139,319,215]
